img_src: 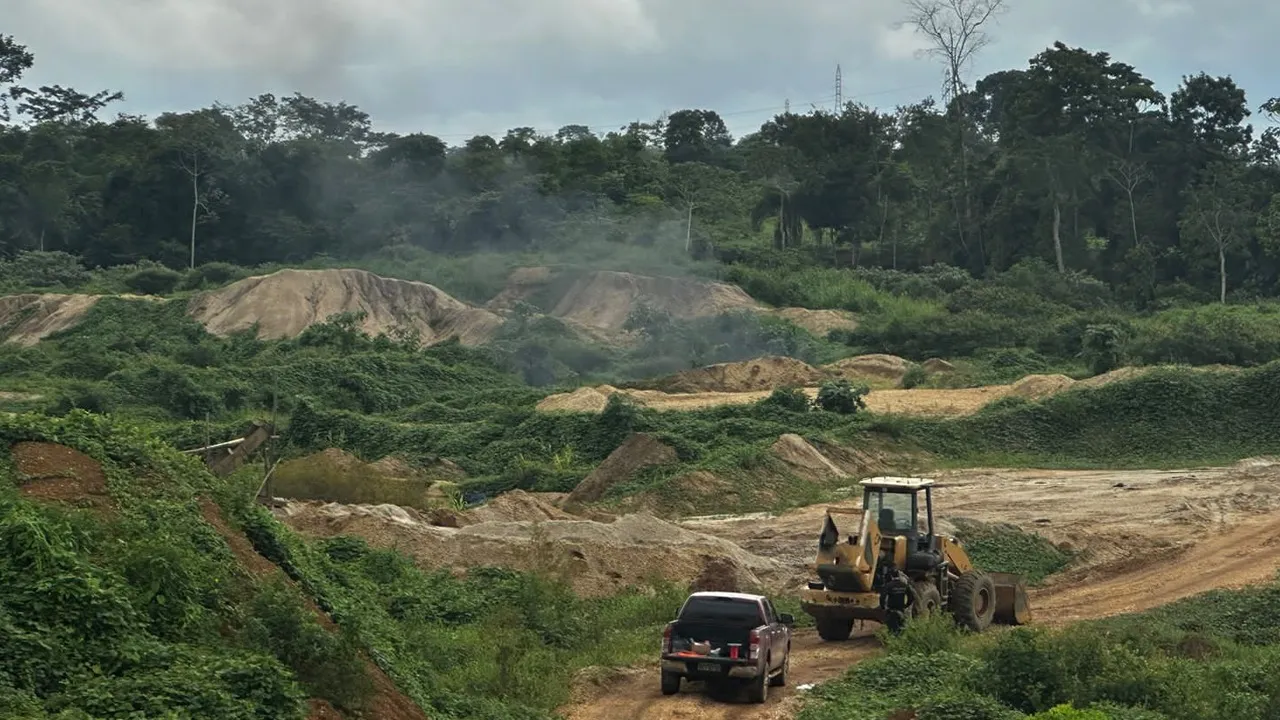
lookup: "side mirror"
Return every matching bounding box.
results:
[779,613,795,626]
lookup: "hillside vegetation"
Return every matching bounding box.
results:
[5,23,1280,720]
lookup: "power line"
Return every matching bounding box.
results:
[422,81,936,141]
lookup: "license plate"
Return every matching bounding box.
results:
[696,662,720,673]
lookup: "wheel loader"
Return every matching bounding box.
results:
[799,476,1031,640]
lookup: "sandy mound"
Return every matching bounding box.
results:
[11,441,112,511]
[767,307,858,336]
[550,270,761,331]
[485,266,553,310]
[1009,374,1077,399]
[646,356,825,394]
[535,385,627,413]
[465,490,578,523]
[276,502,797,597]
[187,268,504,346]
[922,358,955,374]
[0,294,103,345]
[567,433,678,506]
[770,434,848,481]
[1077,367,1151,388]
[825,354,911,381]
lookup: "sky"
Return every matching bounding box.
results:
[5,0,1278,145]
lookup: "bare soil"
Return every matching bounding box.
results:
[559,630,880,720]
[561,458,1280,717]
[188,267,503,346]
[11,441,113,511]
[549,271,761,331]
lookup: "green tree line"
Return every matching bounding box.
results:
[3,31,1280,305]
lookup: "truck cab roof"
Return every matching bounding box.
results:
[686,591,766,602]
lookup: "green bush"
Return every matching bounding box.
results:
[0,250,91,290]
[124,266,184,295]
[814,379,869,414]
[759,386,811,413]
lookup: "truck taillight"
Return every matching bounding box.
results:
[748,628,760,660]
[662,624,672,653]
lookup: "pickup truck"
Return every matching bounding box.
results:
[659,591,794,703]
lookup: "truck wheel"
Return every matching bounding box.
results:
[660,671,680,696]
[746,666,769,703]
[816,617,854,641]
[769,649,789,687]
[951,571,997,632]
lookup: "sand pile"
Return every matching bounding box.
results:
[0,294,104,345]
[276,502,797,597]
[922,358,955,374]
[464,490,578,523]
[825,354,911,381]
[766,308,858,336]
[187,268,504,346]
[1076,367,1151,388]
[485,266,553,310]
[535,385,628,413]
[550,270,761,331]
[646,356,825,394]
[770,434,848,481]
[1009,374,1077,399]
[567,433,677,507]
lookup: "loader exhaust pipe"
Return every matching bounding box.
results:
[987,572,1032,625]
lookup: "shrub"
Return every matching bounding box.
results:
[759,386,811,413]
[0,250,91,289]
[125,266,183,295]
[902,364,928,389]
[814,379,868,414]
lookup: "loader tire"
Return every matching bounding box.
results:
[951,571,997,632]
[910,582,943,617]
[816,617,854,641]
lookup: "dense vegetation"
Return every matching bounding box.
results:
[0,412,684,719]
[4,30,1280,306]
[6,13,1280,720]
[798,584,1280,719]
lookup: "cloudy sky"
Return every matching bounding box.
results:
[6,0,1277,144]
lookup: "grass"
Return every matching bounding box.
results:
[952,520,1075,585]
[800,578,1280,720]
[0,410,693,720]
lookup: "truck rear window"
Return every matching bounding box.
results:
[679,597,763,625]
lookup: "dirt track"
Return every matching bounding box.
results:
[561,459,1280,718]
[561,630,879,720]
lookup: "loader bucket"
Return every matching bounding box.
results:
[989,572,1031,625]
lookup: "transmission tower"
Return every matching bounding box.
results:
[835,64,842,113]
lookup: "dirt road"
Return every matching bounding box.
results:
[1030,509,1280,623]
[560,460,1280,719]
[560,629,879,720]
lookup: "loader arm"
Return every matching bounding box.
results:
[814,509,880,593]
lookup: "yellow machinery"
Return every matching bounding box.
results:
[800,476,1031,639]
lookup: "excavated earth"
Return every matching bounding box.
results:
[552,457,1280,718]
[269,448,1280,718]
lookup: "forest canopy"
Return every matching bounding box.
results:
[3,31,1280,307]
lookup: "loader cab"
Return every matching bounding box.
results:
[861,476,936,551]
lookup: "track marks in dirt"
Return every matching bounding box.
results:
[559,630,879,720]
[1030,509,1280,623]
